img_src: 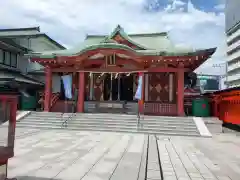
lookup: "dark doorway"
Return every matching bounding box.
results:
[103,73,134,101]
[103,74,111,101]
[111,77,118,100]
[103,74,119,101]
[120,74,133,101]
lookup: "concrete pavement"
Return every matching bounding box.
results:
[3,128,240,180]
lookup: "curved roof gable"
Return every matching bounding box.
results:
[28,25,216,68]
[102,25,147,50]
[86,25,174,51]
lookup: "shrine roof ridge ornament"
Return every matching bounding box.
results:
[101,24,148,50]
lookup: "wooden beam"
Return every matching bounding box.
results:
[32,49,210,72]
[51,62,190,73]
[146,66,189,72]
[82,59,103,66]
[78,66,146,73]
[82,57,144,68]
[138,55,204,64]
[116,58,144,68]
[52,66,146,73]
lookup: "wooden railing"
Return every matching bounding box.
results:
[51,93,60,107]
[38,92,60,111]
[208,88,240,125]
[144,102,177,116]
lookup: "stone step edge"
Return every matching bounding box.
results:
[18,121,198,128]
[17,123,198,130]
[28,113,194,119]
[19,119,197,125]
[16,124,199,133]
[15,125,200,136]
[23,117,195,123]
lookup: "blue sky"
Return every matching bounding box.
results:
[0,0,225,75]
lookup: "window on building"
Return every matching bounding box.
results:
[227,35,240,46]
[10,53,17,68]
[227,45,240,56]
[0,49,3,63]
[4,51,11,65]
[0,50,18,68]
[199,79,220,91]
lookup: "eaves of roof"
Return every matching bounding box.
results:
[0,27,40,32]
[0,38,30,52]
[0,33,65,50]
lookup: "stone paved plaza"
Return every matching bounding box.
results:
[2,128,240,180]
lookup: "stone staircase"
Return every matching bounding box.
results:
[68,113,201,136]
[17,112,201,136]
[17,112,70,129]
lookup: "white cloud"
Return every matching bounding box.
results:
[0,0,225,75]
[214,4,225,10]
[165,0,186,11]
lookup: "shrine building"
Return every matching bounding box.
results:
[29,25,216,116]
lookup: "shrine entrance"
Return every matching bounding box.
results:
[120,74,134,101]
[103,74,134,101]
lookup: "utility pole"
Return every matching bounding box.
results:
[212,62,228,89]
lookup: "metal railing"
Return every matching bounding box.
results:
[61,101,76,128]
[61,113,75,128]
[136,103,144,129]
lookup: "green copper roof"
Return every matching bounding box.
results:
[86,25,173,51]
[31,43,136,58]
[28,25,216,59]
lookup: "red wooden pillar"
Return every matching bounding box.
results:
[77,72,85,113]
[213,96,218,117]
[138,72,145,114]
[72,72,76,95]
[44,66,52,112]
[177,66,184,116]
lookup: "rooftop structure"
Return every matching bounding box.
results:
[0,26,65,110]
[225,0,240,88]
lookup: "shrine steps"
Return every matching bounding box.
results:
[17,112,202,137]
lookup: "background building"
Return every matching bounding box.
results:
[196,74,221,93]
[0,27,65,110]
[225,0,240,88]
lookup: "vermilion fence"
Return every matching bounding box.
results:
[207,87,240,125]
